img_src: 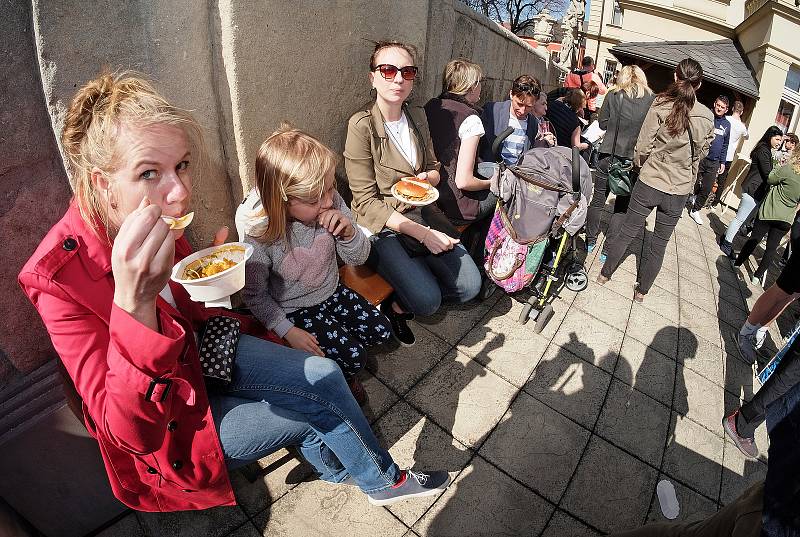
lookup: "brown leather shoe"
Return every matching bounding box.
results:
[634,291,645,303]
[596,275,609,285]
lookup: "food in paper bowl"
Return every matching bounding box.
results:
[391,178,439,206]
[171,242,253,302]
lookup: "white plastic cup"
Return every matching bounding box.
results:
[657,479,680,520]
[171,242,253,305]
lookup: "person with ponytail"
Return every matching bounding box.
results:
[597,58,715,302]
[18,72,451,512]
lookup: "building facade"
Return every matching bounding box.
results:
[584,0,800,154]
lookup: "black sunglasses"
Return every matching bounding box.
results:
[374,64,418,81]
[513,82,540,96]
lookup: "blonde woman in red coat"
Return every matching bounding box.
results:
[18,73,449,512]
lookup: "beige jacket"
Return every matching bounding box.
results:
[344,101,441,234]
[634,99,714,196]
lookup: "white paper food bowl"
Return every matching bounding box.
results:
[171,242,254,303]
[477,162,499,179]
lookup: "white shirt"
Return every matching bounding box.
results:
[500,112,529,166]
[458,114,485,139]
[726,115,749,162]
[384,113,417,168]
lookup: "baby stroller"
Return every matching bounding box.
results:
[485,145,593,331]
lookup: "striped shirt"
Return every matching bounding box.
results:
[500,114,528,165]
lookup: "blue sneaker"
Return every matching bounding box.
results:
[600,253,607,263]
[587,242,596,254]
[367,469,451,506]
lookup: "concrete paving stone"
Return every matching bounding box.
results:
[720,439,768,505]
[680,301,723,349]
[367,326,451,395]
[678,260,713,288]
[552,308,624,372]
[598,259,639,285]
[412,456,554,537]
[717,298,749,328]
[719,322,745,361]
[595,379,671,466]
[524,344,613,429]
[572,280,633,328]
[226,522,263,537]
[677,243,710,268]
[406,349,518,449]
[645,474,719,526]
[713,279,747,311]
[136,505,249,537]
[652,265,681,295]
[402,531,421,537]
[639,283,680,324]
[361,371,401,424]
[492,292,574,341]
[457,306,549,387]
[251,481,407,537]
[413,295,500,346]
[618,251,641,274]
[662,411,724,500]
[678,365,725,435]
[616,335,676,406]
[479,391,590,503]
[723,353,757,404]
[95,513,144,537]
[660,250,680,274]
[231,451,308,517]
[561,435,659,534]
[717,262,747,289]
[590,264,638,302]
[540,510,602,537]
[677,327,725,388]
[678,277,718,316]
[626,303,679,359]
[370,401,472,527]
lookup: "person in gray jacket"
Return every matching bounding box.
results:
[585,65,655,261]
[597,58,715,302]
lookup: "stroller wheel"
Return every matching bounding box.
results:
[565,268,589,292]
[519,302,534,325]
[533,304,554,333]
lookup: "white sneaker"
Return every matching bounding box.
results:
[751,273,765,289]
[689,210,705,226]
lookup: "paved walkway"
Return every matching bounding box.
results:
[99,205,792,537]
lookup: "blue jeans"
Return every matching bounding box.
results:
[724,193,757,244]
[209,335,401,493]
[367,231,481,315]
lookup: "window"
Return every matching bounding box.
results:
[776,99,796,133]
[611,0,624,26]
[603,60,618,85]
[786,66,800,93]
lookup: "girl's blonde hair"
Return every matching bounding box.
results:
[61,71,207,237]
[442,58,483,96]
[612,65,652,99]
[252,124,337,244]
[790,143,800,174]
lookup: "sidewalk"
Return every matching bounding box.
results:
[99,205,781,537]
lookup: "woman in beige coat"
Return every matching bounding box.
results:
[344,41,481,345]
[597,58,715,302]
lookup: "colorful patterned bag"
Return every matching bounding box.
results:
[484,204,547,293]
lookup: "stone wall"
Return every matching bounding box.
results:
[2,0,548,386]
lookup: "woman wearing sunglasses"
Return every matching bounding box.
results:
[344,41,481,346]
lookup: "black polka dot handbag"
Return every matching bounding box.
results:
[197,316,241,383]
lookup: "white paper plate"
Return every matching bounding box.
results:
[390,182,439,207]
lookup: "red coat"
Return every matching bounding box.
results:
[18,202,280,511]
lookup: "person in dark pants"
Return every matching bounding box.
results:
[597,58,714,302]
[688,95,730,225]
[734,149,800,288]
[711,100,748,207]
[585,65,655,261]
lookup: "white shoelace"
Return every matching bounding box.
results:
[407,469,429,485]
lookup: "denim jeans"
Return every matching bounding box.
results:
[209,334,401,493]
[601,181,687,294]
[367,231,481,315]
[724,193,757,244]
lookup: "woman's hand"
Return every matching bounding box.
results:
[284,327,324,356]
[318,209,355,240]
[111,198,174,330]
[422,228,460,254]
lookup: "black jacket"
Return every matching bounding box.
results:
[741,144,774,201]
[598,90,655,159]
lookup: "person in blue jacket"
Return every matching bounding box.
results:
[688,95,731,225]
